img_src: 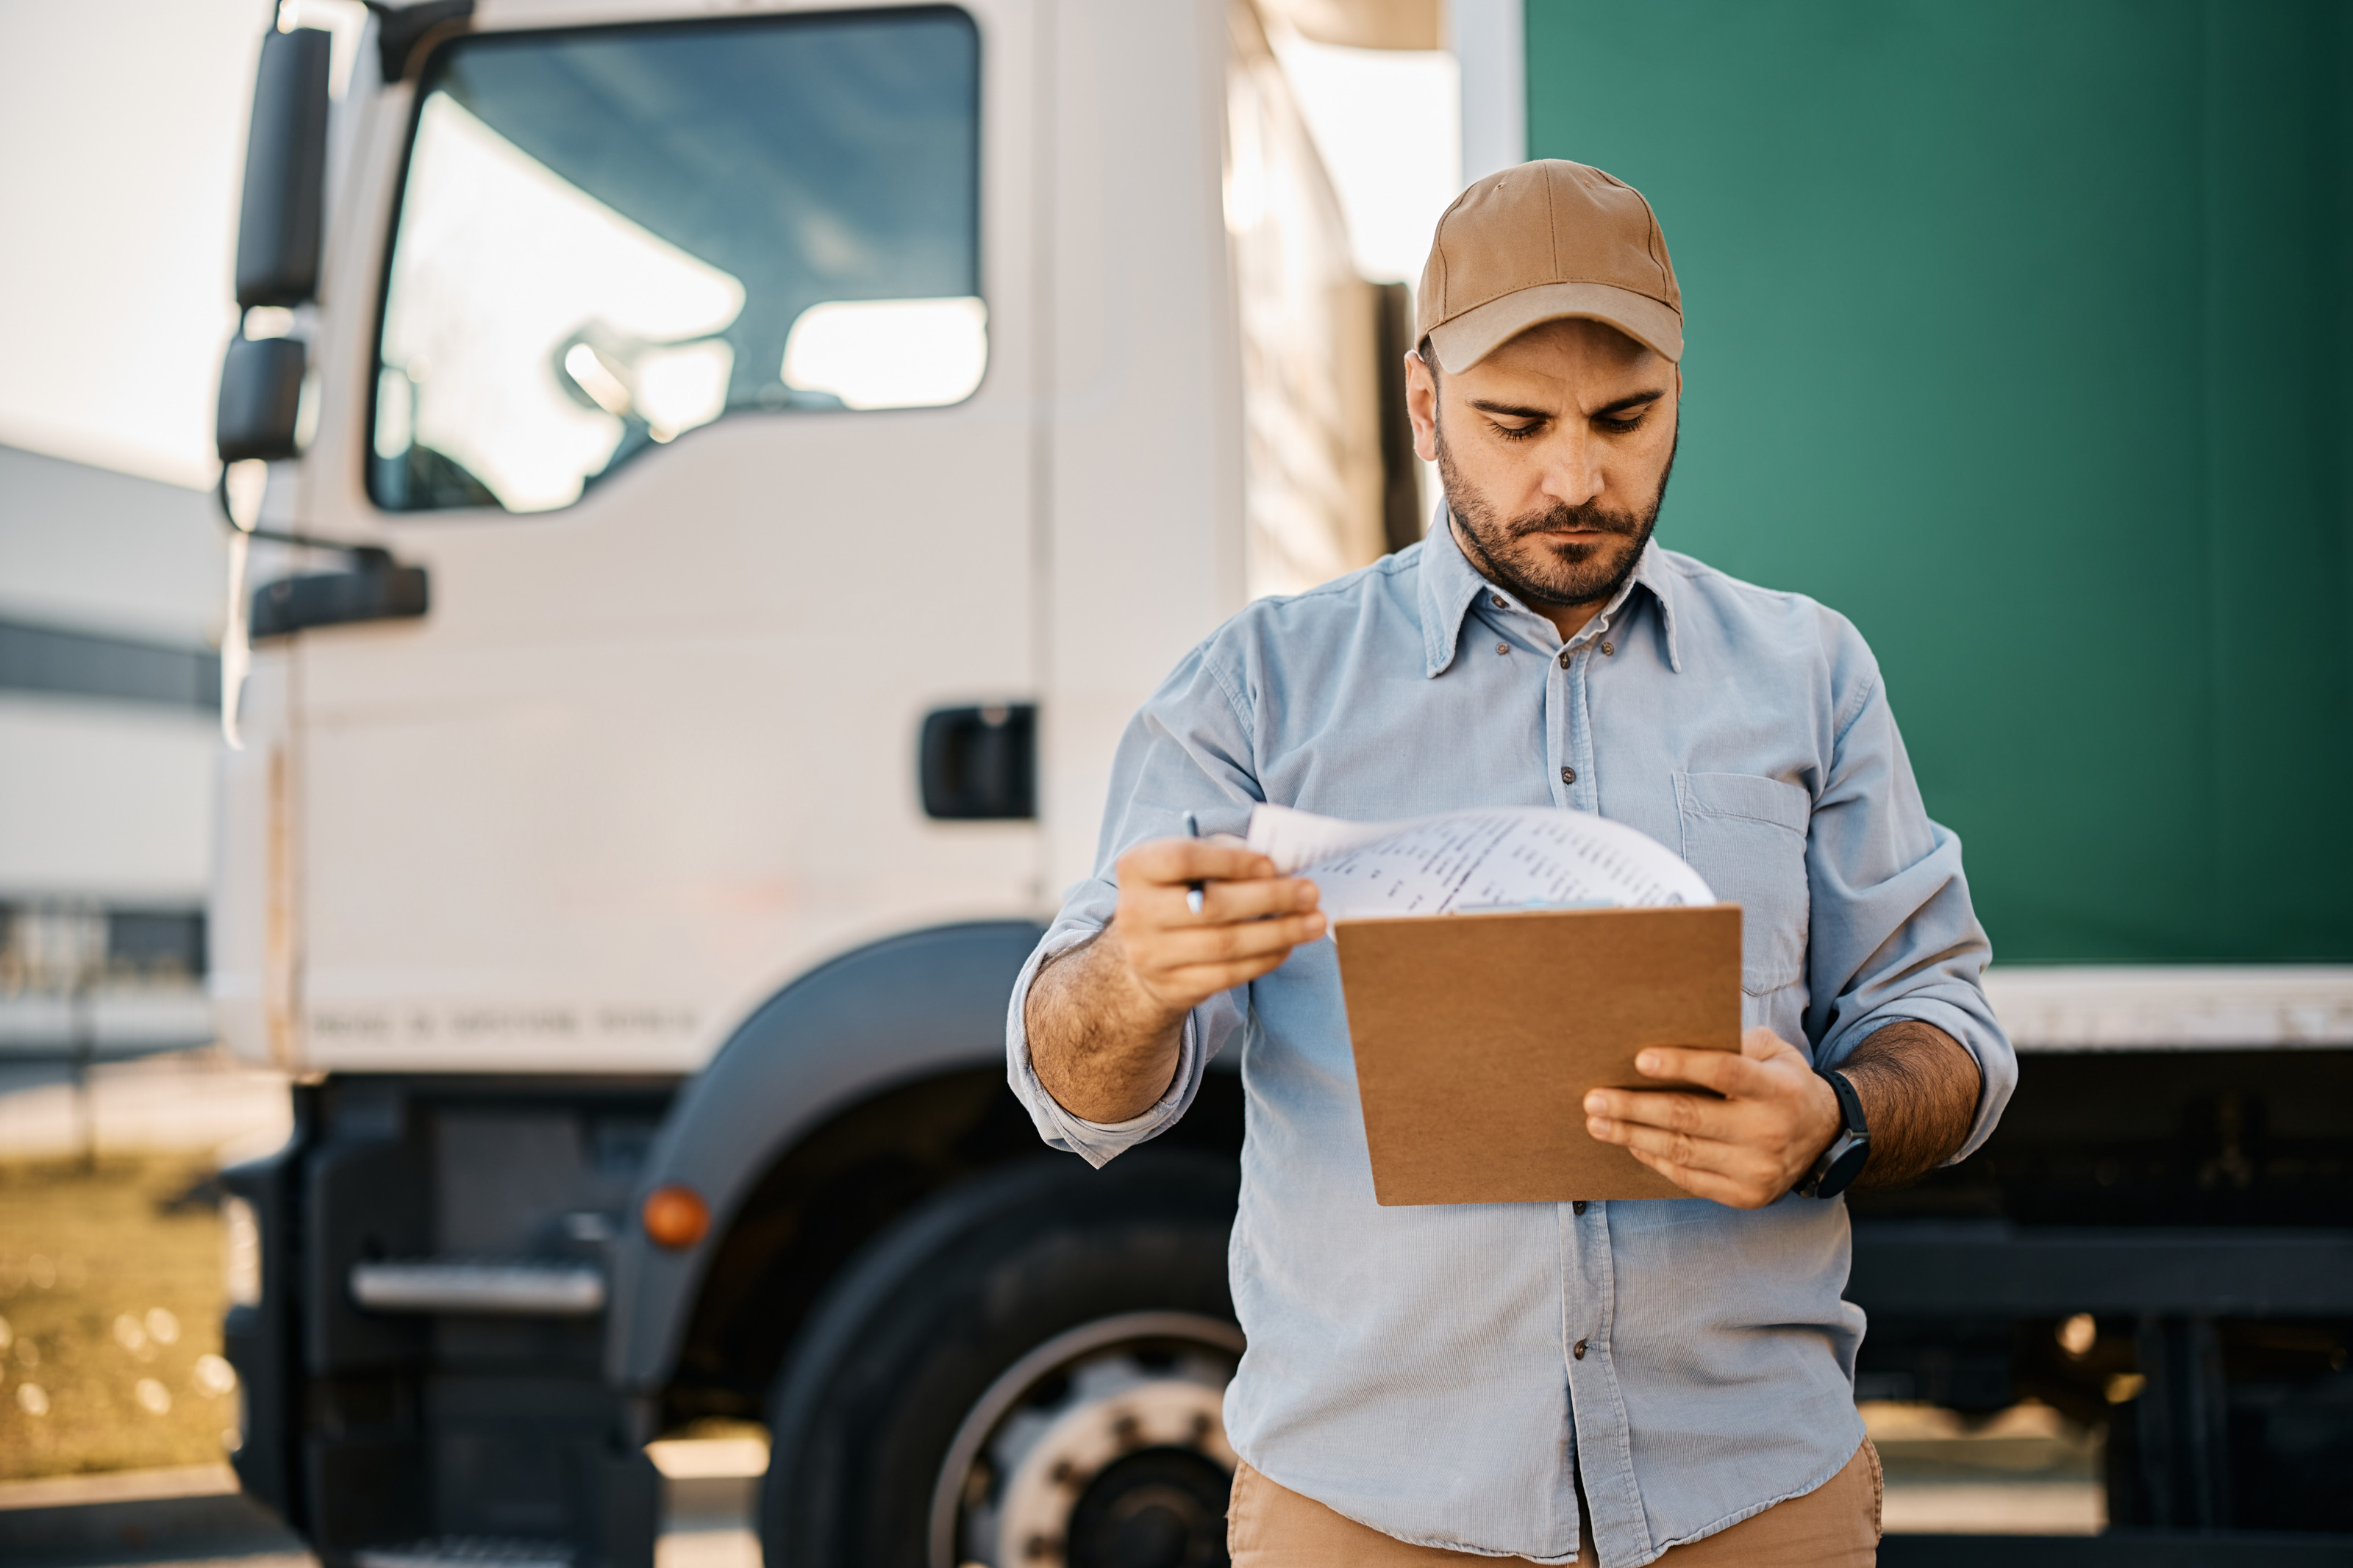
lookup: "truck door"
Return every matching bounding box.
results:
[290,3,1035,1081]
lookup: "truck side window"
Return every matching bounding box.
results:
[370,8,981,515]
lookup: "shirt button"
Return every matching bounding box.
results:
[1492,595,1507,609]
[1557,650,1571,669]
[1561,767,1576,785]
[1573,1339,1589,1360]
[1496,642,1510,656]
[1573,1200,1588,1214]
[1601,641,1615,656]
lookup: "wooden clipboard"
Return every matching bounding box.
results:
[1334,904,1742,1203]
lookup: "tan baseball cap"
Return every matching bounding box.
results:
[1417,159,1682,370]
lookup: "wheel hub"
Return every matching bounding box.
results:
[933,1314,1240,1568]
[1065,1447,1233,1568]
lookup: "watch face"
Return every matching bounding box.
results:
[1819,1139,1871,1199]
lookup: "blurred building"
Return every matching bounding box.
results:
[0,443,222,1056]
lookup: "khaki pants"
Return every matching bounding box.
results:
[1229,1439,1882,1567]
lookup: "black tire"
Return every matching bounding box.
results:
[760,1151,1241,1568]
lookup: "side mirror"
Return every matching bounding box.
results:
[235,27,332,307]
[217,336,307,463]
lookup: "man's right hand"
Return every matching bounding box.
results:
[1026,837,1324,1123]
[1110,838,1327,1015]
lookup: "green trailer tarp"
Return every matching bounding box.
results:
[1523,0,2352,964]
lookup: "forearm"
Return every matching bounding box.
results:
[1025,924,1189,1123]
[1026,837,1324,1126]
[1838,1020,1982,1187]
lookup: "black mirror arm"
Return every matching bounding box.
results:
[213,470,396,566]
[240,528,396,569]
[213,471,426,642]
[365,0,475,84]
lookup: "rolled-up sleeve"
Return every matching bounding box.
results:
[1804,651,2017,1160]
[1006,642,1260,1167]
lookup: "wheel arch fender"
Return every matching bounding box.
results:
[606,919,1045,1392]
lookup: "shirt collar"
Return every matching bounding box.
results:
[1417,509,1683,677]
[1417,506,1497,677]
[1629,545,1683,673]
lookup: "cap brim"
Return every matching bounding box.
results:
[1427,281,1684,370]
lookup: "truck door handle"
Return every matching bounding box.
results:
[250,550,429,640]
[919,704,1036,820]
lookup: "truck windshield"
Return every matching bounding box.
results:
[371,7,980,515]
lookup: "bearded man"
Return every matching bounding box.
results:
[1005,160,2014,1567]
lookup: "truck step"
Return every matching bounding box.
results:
[348,1259,606,1317]
[354,1538,575,1568]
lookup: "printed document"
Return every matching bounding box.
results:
[1246,803,1714,921]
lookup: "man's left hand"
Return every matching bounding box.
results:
[1583,1028,1839,1209]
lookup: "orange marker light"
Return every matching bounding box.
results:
[641,1184,711,1250]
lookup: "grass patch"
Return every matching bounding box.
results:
[0,1154,238,1481]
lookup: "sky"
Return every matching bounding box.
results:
[0,1,1460,494]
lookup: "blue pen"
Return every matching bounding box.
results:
[1183,811,1206,915]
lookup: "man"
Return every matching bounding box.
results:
[1006,160,2013,1565]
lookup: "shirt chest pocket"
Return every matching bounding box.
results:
[1674,772,1812,997]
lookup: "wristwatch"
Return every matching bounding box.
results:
[1795,1070,1870,1199]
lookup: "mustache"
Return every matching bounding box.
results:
[1505,501,1648,540]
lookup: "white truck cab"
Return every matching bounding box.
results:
[209,2,1426,1564]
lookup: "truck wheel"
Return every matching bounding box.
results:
[760,1152,1243,1568]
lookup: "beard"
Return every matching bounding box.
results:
[1439,426,1677,609]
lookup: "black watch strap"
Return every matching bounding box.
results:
[1796,1069,1871,1200]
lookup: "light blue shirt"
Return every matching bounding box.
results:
[1005,519,2013,1566]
